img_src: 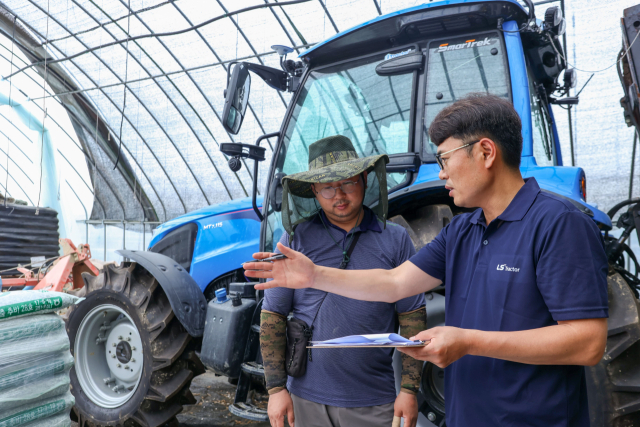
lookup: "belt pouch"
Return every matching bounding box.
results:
[285,317,313,377]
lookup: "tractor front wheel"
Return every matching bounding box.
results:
[66,263,203,427]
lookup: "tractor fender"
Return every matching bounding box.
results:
[117,249,207,337]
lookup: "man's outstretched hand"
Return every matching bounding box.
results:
[244,243,316,290]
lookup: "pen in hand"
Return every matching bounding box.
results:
[242,254,288,264]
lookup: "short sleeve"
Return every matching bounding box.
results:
[394,227,417,266]
[408,223,449,282]
[262,232,295,316]
[536,211,608,321]
[395,228,425,313]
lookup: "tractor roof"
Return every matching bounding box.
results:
[299,0,529,66]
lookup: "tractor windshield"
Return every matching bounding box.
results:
[422,33,511,158]
[278,53,414,190]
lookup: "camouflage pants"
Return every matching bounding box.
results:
[291,393,394,427]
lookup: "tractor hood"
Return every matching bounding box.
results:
[299,0,529,66]
[150,196,263,248]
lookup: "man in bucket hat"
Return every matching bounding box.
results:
[259,135,426,427]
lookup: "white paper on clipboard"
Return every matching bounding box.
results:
[308,333,428,348]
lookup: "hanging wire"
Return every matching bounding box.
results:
[42,0,179,46]
[36,0,51,215]
[3,16,16,209]
[113,0,131,170]
[92,0,104,216]
[4,0,313,81]
[547,28,640,74]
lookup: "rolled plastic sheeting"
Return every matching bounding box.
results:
[0,353,74,392]
[0,372,70,413]
[19,413,70,427]
[0,291,80,321]
[0,392,74,427]
[0,312,74,426]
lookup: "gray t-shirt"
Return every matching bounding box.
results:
[263,208,425,407]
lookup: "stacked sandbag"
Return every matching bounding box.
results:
[0,291,81,427]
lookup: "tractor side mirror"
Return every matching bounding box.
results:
[222,64,251,134]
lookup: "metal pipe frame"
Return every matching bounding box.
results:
[215,0,291,111]
[7,4,186,217]
[81,219,163,254]
[0,143,33,184]
[0,159,32,204]
[27,43,311,102]
[0,9,162,220]
[64,106,167,221]
[0,42,94,158]
[86,0,236,202]
[0,0,355,222]
[42,0,178,46]
[23,0,208,212]
[66,179,89,243]
[110,0,245,198]
[3,0,314,79]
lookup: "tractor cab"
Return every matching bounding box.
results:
[221,0,609,253]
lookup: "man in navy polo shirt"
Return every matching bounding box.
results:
[247,94,609,427]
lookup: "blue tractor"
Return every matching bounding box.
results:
[66,1,640,426]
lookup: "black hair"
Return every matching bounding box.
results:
[429,93,523,169]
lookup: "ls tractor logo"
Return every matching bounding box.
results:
[497,264,520,273]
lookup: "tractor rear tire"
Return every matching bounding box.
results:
[66,263,204,427]
[586,270,640,426]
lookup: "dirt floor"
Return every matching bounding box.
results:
[71,372,271,427]
[177,372,271,427]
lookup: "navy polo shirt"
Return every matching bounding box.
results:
[263,207,425,407]
[410,178,608,427]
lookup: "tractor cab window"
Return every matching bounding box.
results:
[422,33,510,159]
[263,52,416,251]
[279,54,414,183]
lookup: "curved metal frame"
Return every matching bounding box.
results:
[0,8,161,220]
[0,0,363,221]
[23,0,200,213]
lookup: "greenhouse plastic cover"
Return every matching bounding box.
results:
[0,0,635,223]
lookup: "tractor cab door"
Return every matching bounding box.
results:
[262,49,420,251]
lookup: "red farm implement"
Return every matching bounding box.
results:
[0,238,99,292]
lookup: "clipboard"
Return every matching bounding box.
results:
[306,333,429,349]
[307,341,428,349]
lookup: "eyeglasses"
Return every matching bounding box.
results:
[314,177,361,199]
[435,139,481,170]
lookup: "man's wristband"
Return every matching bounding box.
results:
[268,386,287,395]
[400,387,418,396]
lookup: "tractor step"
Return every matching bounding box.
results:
[229,402,268,421]
[241,362,264,376]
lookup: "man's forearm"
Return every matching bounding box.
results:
[250,245,441,299]
[312,261,439,302]
[260,310,288,394]
[312,266,399,301]
[466,318,607,366]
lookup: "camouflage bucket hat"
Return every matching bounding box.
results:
[281,135,389,236]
